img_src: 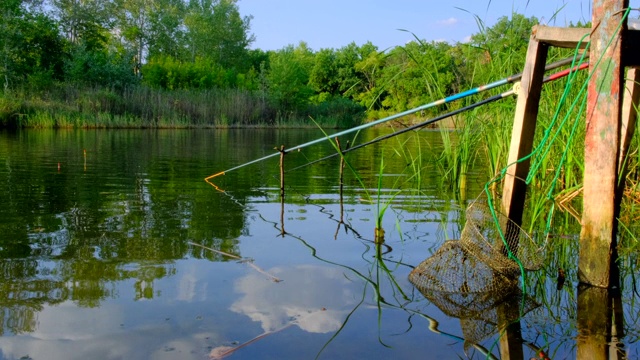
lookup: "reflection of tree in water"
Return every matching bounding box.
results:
[0,251,175,334]
[0,259,64,335]
[0,129,349,337]
[0,130,268,336]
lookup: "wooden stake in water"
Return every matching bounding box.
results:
[334,138,348,239]
[279,145,285,199]
[279,145,286,236]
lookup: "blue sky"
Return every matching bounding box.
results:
[237,0,632,51]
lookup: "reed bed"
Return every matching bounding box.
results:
[0,85,364,129]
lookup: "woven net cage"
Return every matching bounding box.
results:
[409,194,542,347]
[459,197,544,273]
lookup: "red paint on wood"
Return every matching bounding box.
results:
[580,0,628,287]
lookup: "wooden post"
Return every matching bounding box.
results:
[495,33,549,360]
[334,138,347,239]
[279,145,286,236]
[501,36,549,226]
[279,145,285,199]
[617,68,640,192]
[579,0,628,287]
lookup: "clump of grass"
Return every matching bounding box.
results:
[22,111,56,128]
[0,96,22,128]
[434,116,481,195]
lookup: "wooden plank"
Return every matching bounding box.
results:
[617,68,640,185]
[501,38,548,226]
[497,37,548,360]
[579,0,627,288]
[534,26,640,65]
[534,25,590,48]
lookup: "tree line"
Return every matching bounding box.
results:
[0,0,572,128]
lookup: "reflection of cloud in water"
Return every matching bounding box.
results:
[231,265,360,333]
[0,301,219,360]
[177,264,205,302]
[31,301,125,341]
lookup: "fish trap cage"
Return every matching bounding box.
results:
[409,195,544,295]
[409,194,543,345]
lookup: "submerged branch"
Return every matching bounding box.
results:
[189,242,282,282]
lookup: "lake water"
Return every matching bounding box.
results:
[0,128,637,360]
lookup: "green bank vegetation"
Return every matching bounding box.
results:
[0,0,583,130]
[6,0,638,234]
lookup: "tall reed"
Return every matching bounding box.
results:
[434,116,482,195]
[0,84,364,129]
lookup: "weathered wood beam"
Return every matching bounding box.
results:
[497,40,550,360]
[501,38,548,226]
[618,68,640,179]
[534,25,590,48]
[579,0,628,288]
[533,25,640,66]
[616,68,640,223]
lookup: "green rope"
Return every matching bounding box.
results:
[483,12,632,356]
[482,41,588,289]
[483,7,632,293]
[526,48,590,184]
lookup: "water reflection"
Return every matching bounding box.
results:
[1,129,639,359]
[231,265,359,334]
[576,281,626,359]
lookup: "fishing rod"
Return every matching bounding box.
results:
[285,61,590,172]
[204,56,585,182]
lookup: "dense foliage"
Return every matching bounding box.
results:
[0,1,568,128]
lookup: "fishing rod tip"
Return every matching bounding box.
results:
[204,171,225,181]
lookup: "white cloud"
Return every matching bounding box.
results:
[437,17,459,26]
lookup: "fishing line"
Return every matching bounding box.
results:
[286,62,589,174]
[204,56,586,183]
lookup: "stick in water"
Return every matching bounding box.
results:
[209,308,327,359]
[188,242,282,282]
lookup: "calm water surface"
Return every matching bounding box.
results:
[0,129,637,359]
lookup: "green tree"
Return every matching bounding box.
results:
[468,13,538,83]
[184,0,254,69]
[309,48,337,102]
[380,40,456,114]
[64,44,137,89]
[353,48,385,111]
[21,13,67,86]
[113,0,187,72]
[51,0,111,50]
[266,43,314,113]
[0,0,26,90]
[113,0,153,73]
[332,42,377,99]
[146,0,187,60]
[0,1,66,90]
